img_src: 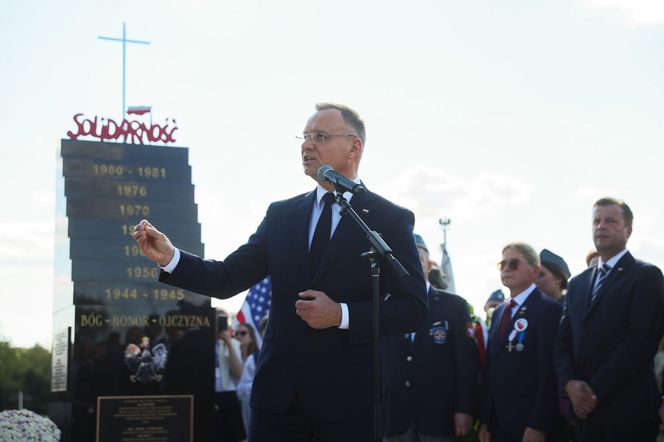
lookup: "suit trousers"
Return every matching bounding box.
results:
[574,420,659,442]
[215,391,246,442]
[383,426,457,442]
[249,404,372,442]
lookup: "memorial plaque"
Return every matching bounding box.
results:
[51,328,70,393]
[53,139,214,442]
[96,395,193,442]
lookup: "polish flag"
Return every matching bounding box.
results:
[127,106,152,115]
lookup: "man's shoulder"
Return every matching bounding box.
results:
[631,256,662,273]
[431,287,466,304]
[366,189,411,214]
[430,288,468,312]
[267,191,313,211]
[276,191,313,205]
[535,288,559,305]
[356,190,415,229]
[629,258,664,289]
[529,288,562,315]
[569,267,594,287]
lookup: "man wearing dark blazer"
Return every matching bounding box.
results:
[555,197,664,442]
[384,234,479,441]
[133,103,428,441]
[479,243,561,442]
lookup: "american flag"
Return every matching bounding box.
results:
[234,276,271,348]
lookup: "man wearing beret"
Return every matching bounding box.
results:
[483,289,505,327]
[384,234,479,441]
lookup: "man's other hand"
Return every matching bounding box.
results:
[454,413,472,436]
[478,424,490,442]
[295,290,341,329]
[522,427,545,442]
[565,380,598,419]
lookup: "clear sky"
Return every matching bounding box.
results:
[1,0,663,349]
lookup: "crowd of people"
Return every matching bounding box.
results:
[134,103,664,442]
[384,197,664,442]
[213,312,269,441]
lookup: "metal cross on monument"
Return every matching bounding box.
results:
[98,22,151,119]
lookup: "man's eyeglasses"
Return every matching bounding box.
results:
[296,132,358,143]
[497,258,523,271]
[235,331,248,337]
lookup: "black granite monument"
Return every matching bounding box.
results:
[51,139,215,442]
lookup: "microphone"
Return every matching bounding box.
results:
[317,165,366,195]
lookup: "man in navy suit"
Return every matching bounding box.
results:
[384,234,479,441]
[555,197,664,442]
[133,103,428,441]
[479,243,561,442]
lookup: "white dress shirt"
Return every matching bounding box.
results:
[507,283,537,318]
[593,249,628,291]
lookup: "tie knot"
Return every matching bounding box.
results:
[504,299,517,312]
[322,192,335,206]
[600,263,611,275]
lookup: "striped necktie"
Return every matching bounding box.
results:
[591,263,611,302]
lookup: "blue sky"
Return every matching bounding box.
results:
[1,0,663,348]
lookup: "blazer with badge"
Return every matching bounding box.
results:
[384,286,479,437]
[480,288,561,438]
[159,188,429,423]
[554,252,664,424]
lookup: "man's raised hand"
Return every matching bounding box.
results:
[132,220,175,267]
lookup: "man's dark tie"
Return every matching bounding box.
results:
[309,192,335,274]
[591,263,611,302]
[497,299,517,342]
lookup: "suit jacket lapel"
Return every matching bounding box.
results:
[582,266,597,310]
[412,287,437,348]
[310,190,376,285]
[585,252,634,319]
[490,303,506,357]
[293,190,317,284]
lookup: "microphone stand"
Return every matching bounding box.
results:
[334,192,409,442]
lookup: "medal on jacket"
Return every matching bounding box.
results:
[510,318,527,352]
[430,320,449,344]
[514,318,528,332]
[515,331,526,352]
[506,329,517,352]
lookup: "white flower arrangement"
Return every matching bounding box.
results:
[0,409,61,442]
